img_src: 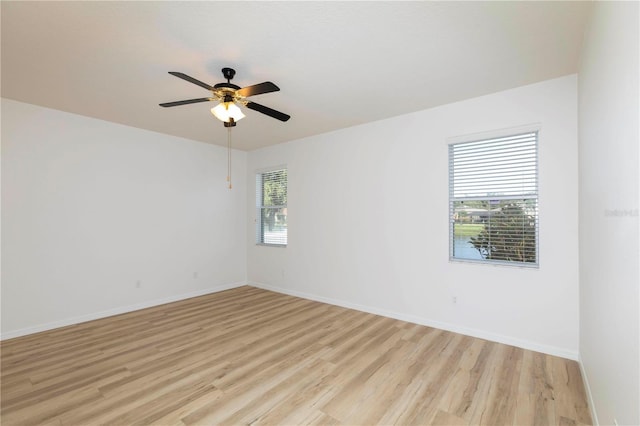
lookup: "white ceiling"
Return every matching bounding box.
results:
[1,1,591,151]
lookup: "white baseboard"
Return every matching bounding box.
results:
[3,280,579,362]
[579,354,600,425]
[249,281,579,361]
[0,281,247,341]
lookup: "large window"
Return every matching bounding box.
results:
[256,168,287,246]
[449,131,538,266]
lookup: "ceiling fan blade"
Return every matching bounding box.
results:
[168,72,214,91]
[246,101,290,122]
[159,98,211,107]
[237,82,280,98]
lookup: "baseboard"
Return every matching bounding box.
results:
[249,281,579,361]
[579,353,600,425]
[0,281,247,341]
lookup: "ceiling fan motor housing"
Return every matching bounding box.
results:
[214,68,241,94]
[222,67,236,82]
[213,82,241,91]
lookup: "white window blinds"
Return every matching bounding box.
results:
[256,168,287,246]
[449,132,538,266]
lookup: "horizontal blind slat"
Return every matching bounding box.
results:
[257,168,288,246]
[449,131,538,266]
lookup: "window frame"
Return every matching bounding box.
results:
[256,166,288,247]
[448,126,540,268]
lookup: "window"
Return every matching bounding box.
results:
[256,168,287,246]
[449,131,538,266]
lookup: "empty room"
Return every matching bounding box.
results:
[1,1,638,425]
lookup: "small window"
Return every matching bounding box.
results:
[256,168,287,246]
[449,131,538,266]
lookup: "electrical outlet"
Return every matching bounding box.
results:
[136,280,142,288]
[193,272,199,279]
[452,296,457,304]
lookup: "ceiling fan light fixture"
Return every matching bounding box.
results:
[211,101,245,123]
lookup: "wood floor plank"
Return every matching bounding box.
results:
[436,338,493,421]
[430,409,467,425]
[1,286,592,425]
[398,333,475,425]
[247,360,337,425]
[469,344,523,425]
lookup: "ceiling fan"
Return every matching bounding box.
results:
[160,67,290,127]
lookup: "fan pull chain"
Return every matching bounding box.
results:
[227,126,232,189]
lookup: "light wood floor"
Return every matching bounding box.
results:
[1,286,591,425]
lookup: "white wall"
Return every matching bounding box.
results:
[1,99,247,338]
[247,75,580,359]
[578,2,640,425]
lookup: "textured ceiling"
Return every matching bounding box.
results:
[1,1,591,151]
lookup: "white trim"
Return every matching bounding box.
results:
[446,122,542,146]
[254,164,288,175]
[249,281,579,361]
[0,281,246,341]
[3,279,580,361]
[579,354,600,425]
